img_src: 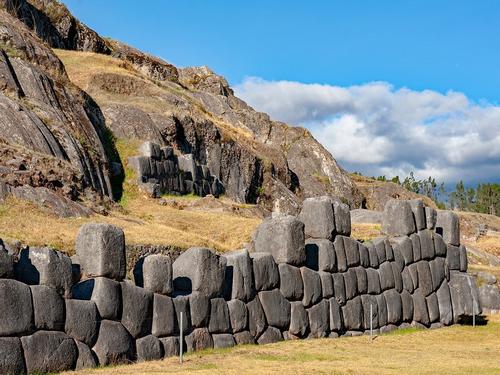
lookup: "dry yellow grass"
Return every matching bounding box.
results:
[351,223,382,242]
[68,315,500,375]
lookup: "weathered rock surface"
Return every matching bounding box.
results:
[134,254,173,295]
[0,337,26,374]
[250,252,279,291]
[121,281,153,338]
[31,284,65,331]
[382,199,416,236]
[72,277,121,320]
[65,299,99,347]
[92,320,134,366]
[0,278,33,335]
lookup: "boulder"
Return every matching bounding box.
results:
[478,284,500,312]
[410,233,422,262]
[31,285,65,331]
[401,290,414,322]
[385,240,394,261]
[382,199,416,236]
[71,277,121,320]
[392,263,403,293]
[0,279,33,336]
[355,267,368,294]
[449,272,481,321]
[173,247,226,298]
[278,263,303,300]
[152,294,176,337]
[75,340,98,370]
[361,294,378,329]
[417,261,433,296]
[379,261,395,291]
[159,337,179,357]
[289,301,309,337]
[305,238,336,272]
[134,254,172,295]
[419,229,435,260]
[208,298,231,333]
[332,272,346,305]
[392,236,413,266]
[307,299,330,338]
[15,247,72,297]
[257,326,283,345]
[121,281,153,338]
[430,258,446,291]
[459,245,468,272]
[384,289,402,325]
[319,271,334,298]
[358,243,370,268]
[436,280,453,325]
[446,244,461,271]
[228,299,248,333]
[333,236,348,272]
[136,335,163,361]
[376,294,388,327]
[92,320,134,365]
[367,243,380,268]
[0,337,25,375]
[189,292,210,329]
[408,263,419,290]
[21,331,77,373]
[76,223,126,280]
[250,252,279,291]
[298,196,335,240]
[213,333,235,349]
[366,268,381,295]
[401,267,415,293]
[392,245,405,273]
[223,250,254,301]
[433,233,447,257]
[373,238,387,264]
[329,298,343,332]
[173,295,191,334]
[0,248,13,278]
[342,296,363,331]
[333,199,352,236]
[185,328,213,352]
[343,268,358,300]
[234,331,256,345]
[426,293,440,323]
[301,267,322,307]
[252,215,306,265]
[412,289,430,326]
[65,299,100,347]
[425,207,437,230]
[247,296,267,338]
[436,211,460,246]
[408,200,426,231]
[259,289,291,329]
[343,237,360,267]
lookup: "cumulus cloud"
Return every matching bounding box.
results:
[235,77,500,185]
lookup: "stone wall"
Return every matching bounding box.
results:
[128,141,224,198]
[0,198,481,374]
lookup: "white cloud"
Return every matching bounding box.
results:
[235,77,500,185]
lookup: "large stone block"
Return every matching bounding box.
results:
[31,285,64,331]
[223,250,255,301]
[298,196,335,240]
[433,233,447,257]
[408,199,426,231]
[75,340,98,370]
[361,294,378,329]
[459,245,468,272]
[76,223,126,281]
[250,252,279,291]
[234,331,256,345]
[417,261,433,296]
[478,284,500,312]
[426,293,440,323]
[401,290,414,322]
[401,267,415,293]
[213,334,235,349]
[0,279,33,336]
[329,298,343,332]
[307,299,330,338]
[259,289,291,329]
[373,238,387,264]
[355,267,368,294]
[252,215,306,265]
[134,254,173,295]
[376,294,388,327]
[449,271,481,321]
[446,244,461,271]
[185,328,213,352]
[393,236,413,266]
[173,247,226,298]
[366,268,381,295]
[333,236,348,272]
[301,267,322,307]
[392,244,405,273]
[408,263,419,289]
[15,247,72,297]
[121,281,153,338]
[332,272,346,305]
[392,262,403,293]
[0,248,13,278]
[21,331,77,373]
[72,277,121,320]
[278,263,303,300]
[152,294,175,337]
[136,335,163,361]
[93,320,134,365]
[228,299,248,333]
[425,207,437,229]
[319,271,334,298]
[189,292,210,329]
[412,288,430,326]
[139,141,161,160]
[65,299,99,347]
[209,298,231,333]
[365,243,379,268]
[436,211,460,246]
[430,258,446,291]
[289,301,308,337]
[410,233,422,262]
[382,199,416,236]
[173,295,191,334]
[342,296,363,331]
[0,337,25,374]
[379,261,395,291]
[343,237,360,267]
[384,289,402,325]
[159,337,179,358]
[305,238,336,272]
[247,296,267,338]
[358,243,370,268]
[333,199,352,236]
[419,229,435,260]
[343,268,358,300]
[257,326,283,345]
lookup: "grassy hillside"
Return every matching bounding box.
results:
[66,315,500,375]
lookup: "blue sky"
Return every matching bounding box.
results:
[63,1,500,184]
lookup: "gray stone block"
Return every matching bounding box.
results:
[307,299,330,338]
[209,298,231,333]
[189,292,210,329]
[289,301,309,337]
[373,238,387,264]
[213,333,235,349]
[319,271,334,298]
[247,296,267,338]
[459,245,468,272]
[332,272,346,305]
[419,229,435,260]
[413,288,430,326]
[329,298,343,332]
[382,199,416,236]
[401,267,415,293]
[392,262,403,293]
[75,340,98,370]
[333,236,348,272]
[185,328,213,352]
[410,233,422,262]
[234,331,256,345]
[0,337,25,374]
[358,243,370,268]
[430,258,446,291]
[385,240,394,261]
[22,331,77,373]
[250,252,279,291]
[223,250,254,301]
[376,294,388,327]
[393,236,413,266]
[15,246,72,297]
[436,280,453,325]
[343,237,360,267]
[449,271,481,321]
[392,244,405,273]
[134,254,173,295]
[426,293,440,323]
[355,267,368,294]
[478,284,500,312]
[409,199,426,231]
[228,299,248,333]
[76,223,126,281]
[342,296,363,331]
[160,337,179,357]
[65,299,99,347]
[257,326,283,345]
[298,196,335,240]
[408,262,419,289]
[252,215,306,265]
[173,247,226,298]
[446,244,461,270]
[367,243,380,268]
[401,290,414,322]
[366,268,381,295]
[278,263,303,300]
[0,248,13,278]
[343,268,358,300]
[71,277,121,320]
[379,261,395,291]
[121,281,153,338]
[384,289,402,325]
[305,238,336,272]
[93,320,134,365]
[31,285,64,331]
[136,335,163,361]
[259,289,291,329]
[435,211,460,246]
[433,233,446,259]
[425,207,437,229]
[417,261,433,296]
[301,267,322,307]
[361,294,378,329]
[139,141,161,160]
[333,199,352,236]
[152,294,175,337]
[0,279,33,336]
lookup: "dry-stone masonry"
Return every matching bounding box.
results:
[128,141,224,198]
[0,198,482,373]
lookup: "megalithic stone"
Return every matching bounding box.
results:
[435,211,460,246]
[382,199,416,236]
[298,196,336,240]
